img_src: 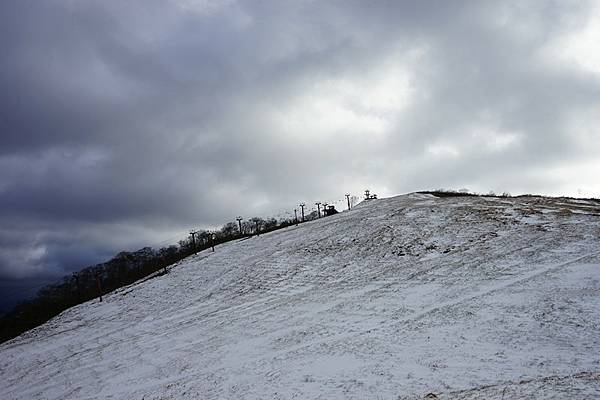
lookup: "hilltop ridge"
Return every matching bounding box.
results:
[1,193,600,399]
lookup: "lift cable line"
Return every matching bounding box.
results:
[0,191,361,343]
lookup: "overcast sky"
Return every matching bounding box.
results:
[1,0,599,311]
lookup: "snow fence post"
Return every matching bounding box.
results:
[95,273,103,302]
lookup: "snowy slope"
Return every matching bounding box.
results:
[1,193,600,399]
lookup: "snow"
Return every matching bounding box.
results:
[1,193,600,399]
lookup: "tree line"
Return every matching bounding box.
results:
[0,212,323,344]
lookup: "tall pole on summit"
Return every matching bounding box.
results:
[315,202,321,218]
[73,273,81,302]
[299,203,305,222]
[345,194,351,210]
[189,230,198,252]
[236,217,243,236]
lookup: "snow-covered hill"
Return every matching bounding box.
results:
[2,193,600,399]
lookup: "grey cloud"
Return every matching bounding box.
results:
[1,0,599,309]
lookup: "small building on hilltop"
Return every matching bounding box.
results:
[324,205,338,216]
[364,189,378,200]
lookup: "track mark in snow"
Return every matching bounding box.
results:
[407,251,600,323]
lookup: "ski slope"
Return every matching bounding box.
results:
[1,193,600,399]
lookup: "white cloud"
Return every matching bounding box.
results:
[427,142,460,158]
[264,46,422,142]
[542,159,600,198]
[471,127,521,153]
[565,106,600,153]
[542,2,600,76]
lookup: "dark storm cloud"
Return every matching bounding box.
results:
[1,0,599,309]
